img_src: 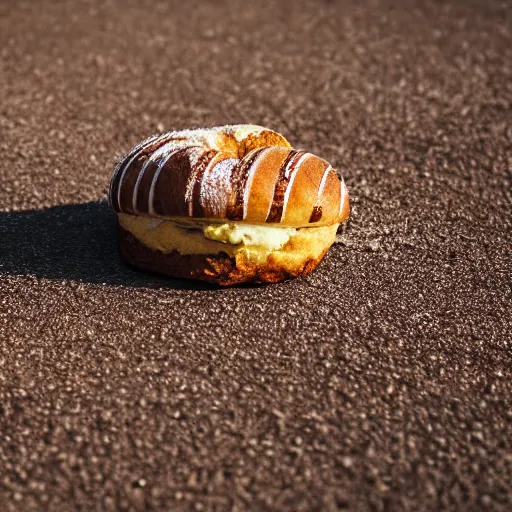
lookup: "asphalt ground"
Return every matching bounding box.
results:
[0,0,511,510]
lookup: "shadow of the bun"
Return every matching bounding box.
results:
[0,200,217,290]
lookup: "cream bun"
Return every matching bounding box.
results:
[109,125,349,285]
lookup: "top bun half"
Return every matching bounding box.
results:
[109,125,349,227]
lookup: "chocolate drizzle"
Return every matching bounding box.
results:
[309,206,323,223]
[111,133,176,213]
[109,134,163,211]
[227,147,268,220]
[266,150,303,223]
[151,146,202,217]
[187,149,219,217]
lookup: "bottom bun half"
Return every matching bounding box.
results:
[117,218,338,285]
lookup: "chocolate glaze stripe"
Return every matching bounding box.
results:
[285,150,306,179]
[132,144,175,214]
[116,147,144,213]
[197,156,239,219]
[265,149,303,223]
[309,206,322,223]
[192,152,236,218]
[109,133,164,211]
[185,149,219,216]
[109,134,161,194]
[148,147,188,216]
[115,133,173,213]
[308,165,332,223]
[281,152,311,221]
[227,147,268,220]
[111,133,163,210]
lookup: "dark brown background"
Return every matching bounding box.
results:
[1,0,511,510]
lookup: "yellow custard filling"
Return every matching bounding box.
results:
[202,223,296,248]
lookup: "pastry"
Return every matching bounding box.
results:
[109,125,349,285]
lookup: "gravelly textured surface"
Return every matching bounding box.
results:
[1,0,511,510]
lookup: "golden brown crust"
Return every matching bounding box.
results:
[243,146,290,223]
[118,226,328,286]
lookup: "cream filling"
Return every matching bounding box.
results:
[202,223,295,248]
[118,213,338,266]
